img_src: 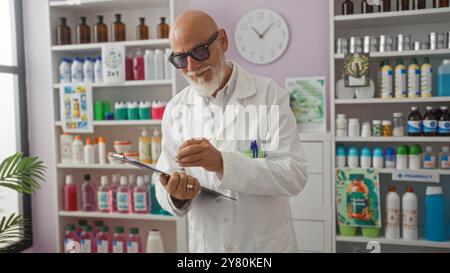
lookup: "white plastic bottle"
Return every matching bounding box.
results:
[151,128,162,164]
[84,138,95,165]
[423,146,436,169]
[146,229,164,253]
[60,133,74,164]
[98,136,106,164]
[71,135,84,164]
[394,59,407,98]
[381,60,394,99]
[164,48,172,80]
[94,56,103,83]
[402,187,418,241]
[93,137,99,163]
[420,57,433,97]
[439,146,450,169]
[71,58,84,83]
[348,118,360,137]
[83,57,94,83]
[407,58,421,98]
[144,50,155,80]
[154,49,164,80]
[385,186,400,239]
[336,114,348,137]
[59,58,72,83]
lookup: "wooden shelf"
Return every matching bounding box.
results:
[337,236,450,249]
[336,136,450,143]
[51,39,170,53]
[334,7,450,29]
[58,210,176,221]
[54,79,172,89]
[335,97,450,104]
[335,49,450,60]
[55,120,162,126]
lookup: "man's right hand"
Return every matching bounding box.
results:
[159,172,200,208]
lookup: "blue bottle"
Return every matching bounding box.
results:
[438,59,450,97]
[385,148,396,169]
[424,186,447,242]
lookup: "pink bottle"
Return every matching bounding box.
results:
[96,226,112,253]
[81,174,96,211]
[113,226,127,253]
[76,219,88,237]
[127,227,143,253]
[80,225,97,253]
[133,49,145,81]
[117,176,131,213]
[97,175,110,213]
[64,175,77,211]
[126,53,133,81]
[133,176,148,213]
[64,224,80,253]
[109,174,119,212]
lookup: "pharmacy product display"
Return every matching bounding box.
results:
[93,100,166,121]
[59,57,102,84]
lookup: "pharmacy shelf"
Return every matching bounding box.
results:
[335,97,450,104]
[55,120,162,126]
[49,0,170,14]
[337,167,450,176]
[58,210,176,221]
[51,39,170,53]
[336,136,450,143]
[334,7,450,29]
[57,163,156,170]
[53,79,172,89]
[335,48,450,60]
[336,236,450,249]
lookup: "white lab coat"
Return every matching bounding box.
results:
[154,61,308,253]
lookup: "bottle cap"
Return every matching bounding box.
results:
[411,106,418,111]
[409,145,422,155]
[101,176,109,186]
[98,136,106,143]
[94,220,104,227]
[426,186,443,195]
[84,174,91,181]
[388,186,396,192]
[442,146,449,153]
[385,147,395,156]
[114,226,124,234]
[66,224,75,231]
[440,106,448,111]
[361,147,371,157]
[120,176,128,186]
[406,187,414,193]
[348,147,359,157]
[393,113,403,118]
[372,120,381,125]
[425,146,433,153]
[78,219,88,226]
[83,225,92,232]
[137,176,144,187]
[65,175,73,185]
[336,146,346,156]
[85,138,91,145]
[99,226,109,232]
[75,135,82,141]
[130,227,139,234]
[373,147,383,157]
[382,120,392,126]
[396,145,408,155]
[443,59,450,65]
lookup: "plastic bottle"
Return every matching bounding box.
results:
[151,128,162,164]
[81,225,97,253]
[98,136,106,164]
[423,106,438,136]
[110,174,119,212]
[133,176,148,213]
[113,226,127,253]
[385,186,400,239]
[128,227,143,253]
[382,120,392,137]
[97,175,110,213]
[71,58,84,83]
[117,176,131,213]
[372,120,382,136]
[133,49,145,81]
[146,229,164,253]
[72,135,84,164]
[126,53,134,81]
[402,187,418,241]
[424,186,447,242]
[94,56,103,83]
[407,106,423,136]
[64,224,80,253]
[83,57,94,83]
[438,106,450,136]
[392,113,405,137]
[336,114,348,137]
[83,138,95,165]
[348,118,360,137]
[138,128,152,164]
[59,58,71,83]
[81,174,96,211]
[347,147,359,168]
[93,220,103,238]
[164,48,172,80]
[361,122,371,137]
[360,147,372,169]
[395,59,407,98]
[407,58,421,98]
[385,147,396,169]
[423,146,436,169]
[93,137,99,163]
[139,101,151,120]
[396,145,408,170]
[439,146,449,169]
[408,144,422,170]
[96,226,112,253]
[373,147,384,169]
[437,59,450,97]
[336,146,346,168]
[144,50,155,80]
[64,175,77,211]
[421,57,433,97]
[127,101,139,120]
[60,133,74,164]
[76,219,88,237]
[154,49,164,80]
[381,60,394,98]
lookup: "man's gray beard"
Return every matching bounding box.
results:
[184,58,226,97]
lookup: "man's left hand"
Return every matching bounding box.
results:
[176,138,224,176]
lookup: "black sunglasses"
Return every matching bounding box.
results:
[168,31,219,69]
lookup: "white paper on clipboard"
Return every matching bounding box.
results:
[111,154,237,201]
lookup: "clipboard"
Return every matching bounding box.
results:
[111,153,237,201]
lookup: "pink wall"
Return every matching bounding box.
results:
[189,0,330,90]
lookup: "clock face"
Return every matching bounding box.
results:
[234,9,289,65]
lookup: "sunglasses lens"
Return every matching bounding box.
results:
[171,55,188,69]
[191,46,210,61]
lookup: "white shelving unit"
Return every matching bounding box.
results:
[330,0,450,253]
[47,0,188,253]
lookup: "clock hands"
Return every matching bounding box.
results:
[251,26,263,39]
[260,22,274,38]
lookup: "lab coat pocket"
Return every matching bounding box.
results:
[189,230,206,253]
[255,224,296,253]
